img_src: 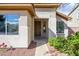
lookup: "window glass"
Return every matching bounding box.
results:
[57,3,78,15]
[0,14,19,35]
[6,14,19,35]
[0,15,5,34]
[57,21,64,33]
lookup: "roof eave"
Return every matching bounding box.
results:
[56,12,72,21]
[0,4,35,16]
[34,3,60,8]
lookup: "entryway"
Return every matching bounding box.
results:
[34,18,48,39]
[34,21,41,37]
[34,18,49,56]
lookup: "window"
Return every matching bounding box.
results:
[57,3,79,16]
[57,21,64,33]
[0,14,19,35]
[57,3,78,15]
[0,15,5,34]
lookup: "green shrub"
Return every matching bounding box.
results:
[48,37,56,46]
[66,38,79,56]
[48,37,66,49]
[75,31,79,39]
[48,32,79,56]
[75,31,79,36]
[67,35,75,40]
[64,33,79,56]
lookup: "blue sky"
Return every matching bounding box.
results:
[5,14,19,23]
[57,3,78,15]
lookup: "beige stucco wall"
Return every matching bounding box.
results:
[56,6,79,37]
[0,10,33,48]
[35,8,57,38]
[67,6,79,34]
[68,7,79,27]
[27,11,34,46]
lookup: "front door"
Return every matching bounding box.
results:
[41,21,47,38]
[34,21,41,36]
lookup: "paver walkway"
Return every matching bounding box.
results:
[0,41,36,56]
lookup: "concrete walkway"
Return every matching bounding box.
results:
[34,37,67,56]
[35,38,51,56]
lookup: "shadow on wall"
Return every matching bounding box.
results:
[28,41,36,49]
[58,20,77,36]
[30,19,79,48]
[56,17,76,37]
[62,21,75,36]
[68,27,75,35]
[64,22,78,36]
[48,28,56,37]
[56,15,78,36]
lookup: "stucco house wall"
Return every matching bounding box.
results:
[35,8,57,38]
[68,6,79,34]
[0,10,33,48]
[56,6,79,37]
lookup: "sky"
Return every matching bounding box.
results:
[57,3,78,15]
[5,14,19,24]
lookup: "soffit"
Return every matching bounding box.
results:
[56,12,72,21]
[0,4,35,16]
[34,3,60,8]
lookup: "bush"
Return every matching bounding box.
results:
[48,37,56,46]
[48,32,79,56]
[67,35,75,40]
[66,37,79,56]
[75,31,79,36]
[48,37,66,49]
[75,31,79,39]
[65,33,79,56]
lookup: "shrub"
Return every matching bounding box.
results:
[48,37,66,49]
[64,32,79,56]
[65,40,79,55]
[75,31,79,36]
[66,38,79,56]
[48,37,56,46]
[48,31,79,56]
[75,31,79,39]
[67,35,75,40]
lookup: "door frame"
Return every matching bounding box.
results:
[34,18,48,38]
[34,21,41,36]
